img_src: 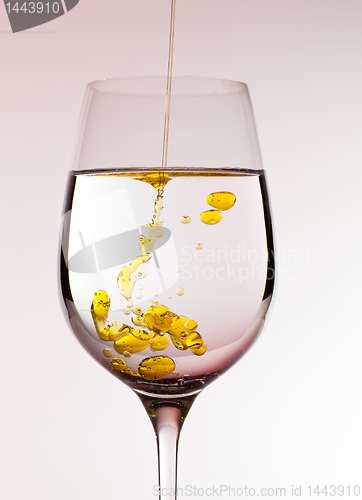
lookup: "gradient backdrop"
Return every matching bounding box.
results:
[1,1,361,499]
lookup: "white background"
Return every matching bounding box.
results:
[1,1,361,498]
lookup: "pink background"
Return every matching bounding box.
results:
[1,1,361,498]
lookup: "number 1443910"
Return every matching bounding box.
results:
[5,2,60,14]
[307,485,360,497]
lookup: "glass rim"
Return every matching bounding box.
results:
[87,75,248,97]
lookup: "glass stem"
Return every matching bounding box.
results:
[155,406,181,500]
[136,392,199,500]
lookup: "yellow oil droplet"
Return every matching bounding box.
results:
[110,357,141,377]
[184,319,198,332]
[124,309,131,315]
[114,334,149,356]
[123,351,131,358]
[126,367,141,377]
[103,358,111,364]
[195,243,203,250]
[139,234,155,254]
[131,315,145,327]
[117,254,151,300]
[138,285,144,290]
[130,255,151,275]
[180,216,191,224]
[150,334,169,351]
[103,348,113,357]
[153,291,159,297]
[144,304,173,333]
[135,292,142,299]
[200,210,222,225]
[172,372,179,376]
[190,341,207,356]
[91,291,110,320]
[173,340,187,350]
[110,357,127,371]
[131,327,153,341]
[156,229,164,237]
[168,315,188,350]
[91,292,125,342]
[206,191,236,210]
[176,288,184,296]
[100,322,125,342]
[186,332,203,350]
[138,356,175,379]
[127,301,133,307]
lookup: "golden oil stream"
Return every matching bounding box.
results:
[162,0,176,171]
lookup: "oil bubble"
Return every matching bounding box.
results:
[206,191,236,210]
[138,356,175,379]
[200,210,222,225]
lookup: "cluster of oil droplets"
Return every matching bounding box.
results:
[91,293,206,379]
[180,191,236,231]
[90,183,236,381]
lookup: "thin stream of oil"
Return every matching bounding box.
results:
[162,0,176,171]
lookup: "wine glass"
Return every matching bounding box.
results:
[59,76,274,500]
